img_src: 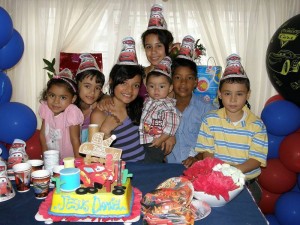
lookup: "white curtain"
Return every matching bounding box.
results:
[1,0,300,128]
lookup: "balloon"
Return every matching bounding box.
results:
[259,187,281,214]
[0,7,13,48]
[0,29,24,70]
[0,142,9,160]
[261,100,300,136]
[0,102,37,144]
[25,130,42,159]
[266,14,300,106]
[0,72,12,105]
[275,192,300,225]
[265,214,281,225]
[298,173,300,189]
[267,133,285,159]
[264,94,284,106]
[258,159,297,194]
[279,132,300,173]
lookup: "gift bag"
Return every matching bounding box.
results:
[59,52,103,75]
[194,57,222,106]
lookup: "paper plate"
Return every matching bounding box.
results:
[156,177,194,205]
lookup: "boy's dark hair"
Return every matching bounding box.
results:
[171,58,197,78]
[40,78,77,102]
[109,64,145,125]
[75,70,105,106]
[146,71,172,84]
[218,77,251,109]
[141,29,174,56]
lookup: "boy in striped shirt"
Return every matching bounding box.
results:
[195,54,268,202]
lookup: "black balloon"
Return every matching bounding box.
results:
[266,14,300,106]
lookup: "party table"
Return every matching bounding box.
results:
[0,162,268,225]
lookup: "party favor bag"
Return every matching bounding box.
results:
[194,57,222,106]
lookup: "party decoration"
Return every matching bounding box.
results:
[0,72,12,105]
[0,7,13,49]
[279,132,300,173]
[25,130,42,159]
[264,94,284,106]
[266,14,300,106]
[261,100,300,136]
[275,192,300,225]
[0,29,24,70]
[0,102,37,144]
[0,143,9,160]
[265,214,281,225]
[267,133,285,159]
[258,187,281,214]
[258,159,297,194]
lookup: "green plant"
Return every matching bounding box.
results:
[43,58,56,79]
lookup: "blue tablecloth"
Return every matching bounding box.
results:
[0,162,268,225]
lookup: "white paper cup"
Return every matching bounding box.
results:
[12,163,32,192]
[43,150,59,173]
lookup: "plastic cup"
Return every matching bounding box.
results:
[31,169,51,199]
[12,163,32,192]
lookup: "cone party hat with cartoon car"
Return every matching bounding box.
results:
[117,37,138,65]
[177,35,195,61]
[147,4,167,30]
[151,56,172,78]
[221,54,248,80]
[76,53,101,76]
[7,139,28,179]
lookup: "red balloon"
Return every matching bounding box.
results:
[265,94,284,106]
[279,132,300,173]
[25,129,42,159]
[258,159,297,194]
[258,187,281,214]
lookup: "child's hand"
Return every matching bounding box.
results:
[182,156,198,168]
[149,138,163,148]
[161,136,176,155]
[97,96,114,111]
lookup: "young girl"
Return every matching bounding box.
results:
[91,38,145,162]
[195,54,268,202]
[140,3,174,99]
[39,68,84,160]
[75,53,105,143]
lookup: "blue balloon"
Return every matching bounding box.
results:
[0,29,24,70]
[267,133,285,159]
[0,102,37,144]
[261,100,300,136]
[275,192,300,225]
[0,142,8,160]
[265,214,280,225]
[0,7,13,49]
[0,72,12,105]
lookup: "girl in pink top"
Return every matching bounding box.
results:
[39,68,84,160]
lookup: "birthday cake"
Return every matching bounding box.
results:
[36,132,141,223]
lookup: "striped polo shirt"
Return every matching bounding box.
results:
[112,117,145,162]
[195,106,268,180]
